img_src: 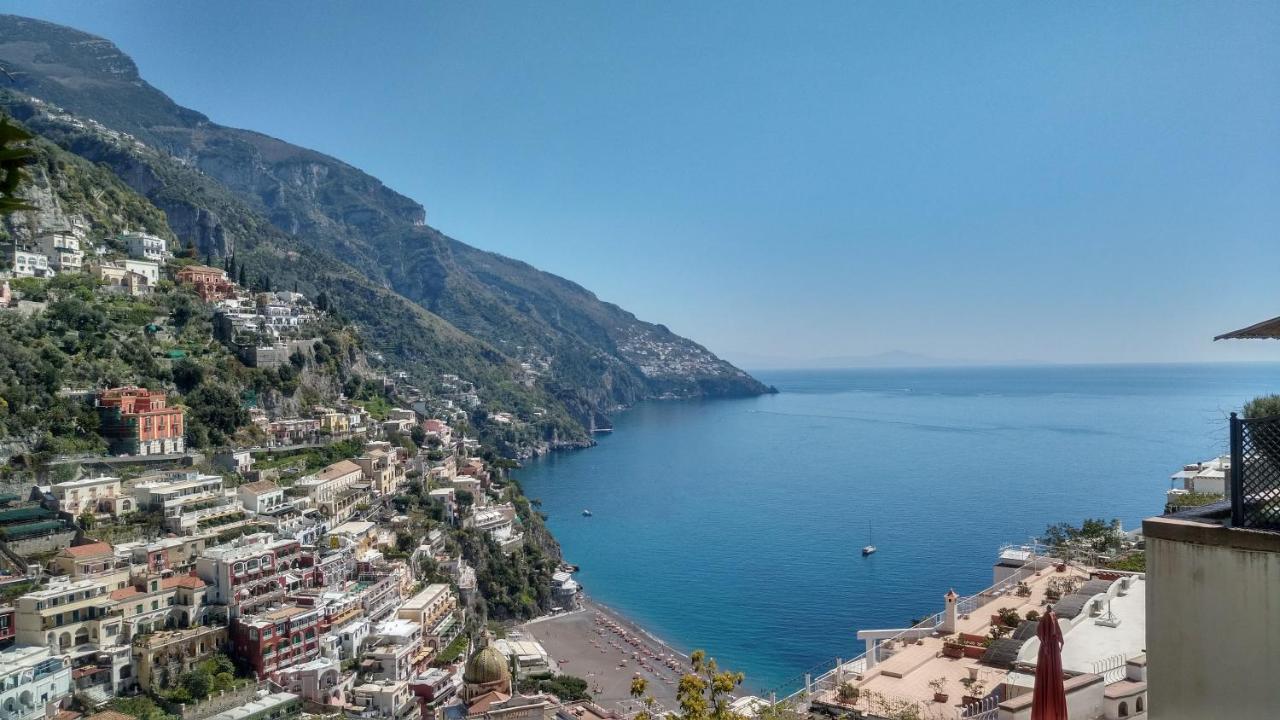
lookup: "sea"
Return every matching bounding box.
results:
[514,363,1279,694]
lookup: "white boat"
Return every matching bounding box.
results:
[582,509,593,517]
[862,524,876,556]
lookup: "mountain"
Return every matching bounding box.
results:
[0,14,771,437]
[730,350,963,370]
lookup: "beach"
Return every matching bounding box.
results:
[519,597,693,715]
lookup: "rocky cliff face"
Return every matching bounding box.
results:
[0,14,773,431]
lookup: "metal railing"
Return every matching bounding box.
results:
[1230,413,1280,530]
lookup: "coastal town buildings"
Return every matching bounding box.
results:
[298,460,365,522]
[231,604,326,679]
[175,264,236,301]
[0,646,71,720]
[96,386,185,456]
[48,475,132,517]
[121,231,170,262]
[1165,455,1229,510]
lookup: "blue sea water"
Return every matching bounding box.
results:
[514,364,1280,694]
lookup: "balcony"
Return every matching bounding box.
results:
[1229,413,1280,530]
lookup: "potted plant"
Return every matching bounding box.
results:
[928,677,949,704]
[1025,610,1040,622]
[836,681,860,706]
[960,677,987,706]
[997,607,1022,628]
[1015,581,1032,597]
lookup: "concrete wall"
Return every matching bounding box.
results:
[4,529,75,556]
[1145,523,1280,719]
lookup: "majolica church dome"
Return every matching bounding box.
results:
[462,639,512,702]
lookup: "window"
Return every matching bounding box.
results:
[249,629,258,640]
[151,600,159,611]
[1118,701,1128,717]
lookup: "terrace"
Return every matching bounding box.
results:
[791,554,1149,720]
[838,567,1084,711]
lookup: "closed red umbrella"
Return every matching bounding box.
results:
[1031,609,1068,720]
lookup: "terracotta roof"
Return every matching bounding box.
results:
[240,480,281,494]
[161,575,206,590]
[64,542,112,558]
[467,691,511,715]
[177,264,227,276]
[53,710,82,720]
[110,587,142,601]
[315,460,361,482]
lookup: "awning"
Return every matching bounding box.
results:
[1215,315,1280,340]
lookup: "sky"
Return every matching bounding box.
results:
[3,1,1279,366]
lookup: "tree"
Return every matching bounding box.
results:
[172,358,205,394]
[632,651,744,720]
[184,383,248,446]
[181,668,212,699]
[109,697,176,720]
[411,425,427,447]
[0,118,36,215]
[237,265,247,287]
[78,511,96,530]
[1245,395,1280,418]
[316,291,330,312]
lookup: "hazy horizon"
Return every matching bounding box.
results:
[4,2,1278,365]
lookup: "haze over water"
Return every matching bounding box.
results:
[516,364,1279,693]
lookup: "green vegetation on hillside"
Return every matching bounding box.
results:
[0,16,770,446]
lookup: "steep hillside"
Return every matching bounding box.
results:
[0,14,772,428]
[0,108,587,455]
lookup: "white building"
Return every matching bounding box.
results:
[122,231,171,262]
[472,504,523,553]
[123,258,161,286]
[10,250,51,277]
[50,475,133,516]
[238,480,286,515]
[277,656,350,706]
[0,646,72,720]
[132,471,241,533]
[36,231,82,273]
[351,679,420,720]
[1167,455,1229,508]
[363,619,423,681]
[297,460,364,522]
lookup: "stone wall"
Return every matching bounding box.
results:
[162,683,260,720]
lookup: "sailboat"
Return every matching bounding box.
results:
[862,525,877,556]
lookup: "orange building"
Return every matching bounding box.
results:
[175,264,236,302]
[97,386,186,456]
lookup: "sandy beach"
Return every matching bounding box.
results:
[519,597,694,715]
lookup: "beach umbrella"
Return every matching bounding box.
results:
[1031,609,1067,720]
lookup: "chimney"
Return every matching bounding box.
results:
[941,589,959,633]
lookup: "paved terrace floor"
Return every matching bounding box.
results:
[815,566,1092,717]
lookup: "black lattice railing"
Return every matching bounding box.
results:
[1230,413,1280,530]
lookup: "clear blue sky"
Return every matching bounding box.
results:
[4,1,1279,365]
